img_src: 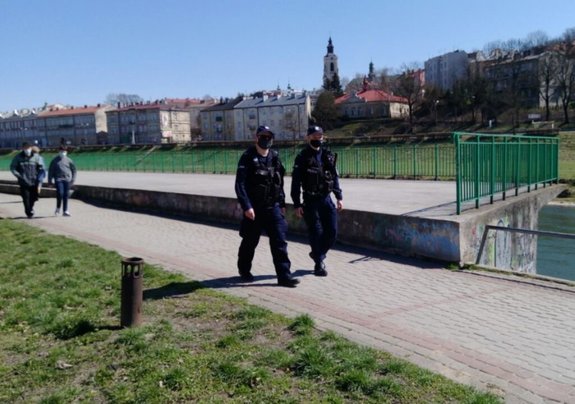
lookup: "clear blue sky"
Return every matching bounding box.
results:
[1,0,574,111]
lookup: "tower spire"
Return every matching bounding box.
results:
[323,37,339,90]
[327,37,334,54]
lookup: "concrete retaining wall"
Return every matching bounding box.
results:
[0,181,57,198]
[1,179,566,270]
[459,185,565,273]
[71,185,462,262]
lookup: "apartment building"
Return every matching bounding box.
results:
[35,104,113,147]
[481,48,551,109]
[199,97,244,141]
[424,50,469,91]
[234,93,312,141]
[164,98,218,139]
[0,108,40,148]
[106,101,192,145]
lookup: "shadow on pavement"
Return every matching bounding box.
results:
[144,281,204,300]
[144,271,319,299]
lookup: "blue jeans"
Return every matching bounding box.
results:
[55,180,70,212]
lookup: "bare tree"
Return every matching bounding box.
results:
[539,52,559,121]
[524,30,550,49]
[563,27,575,43]
[340,76,350,92]
[344,73,365,93]
[483,40,503,56]
[376,68,393,91]
[283,107,302,142]
[421,85,442,124]
[391,65,424,129]
[555,51,575,124]
[105,93,143,106]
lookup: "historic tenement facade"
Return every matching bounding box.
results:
[106,101,192,145]
[36,104,113,146]
[234,92,311,141]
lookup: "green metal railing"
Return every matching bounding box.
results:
[1,143,456,180]
[2,135,559,215]
[454,132,559,214]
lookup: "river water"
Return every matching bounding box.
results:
[536,204,575,281]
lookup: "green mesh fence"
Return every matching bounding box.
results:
[1,143,456,179]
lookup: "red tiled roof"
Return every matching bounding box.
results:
[38,106,104,117]
[335,89,407,105]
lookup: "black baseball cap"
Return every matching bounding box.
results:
[256,125,274,138]
[307,125,323,136]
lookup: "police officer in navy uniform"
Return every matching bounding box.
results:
[291,125,343,276]
[235,125,299,288]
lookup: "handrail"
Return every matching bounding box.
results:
[476,224,575,265]
[454,132,559,214]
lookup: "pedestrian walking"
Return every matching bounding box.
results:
[10,142,45,218]
[235,125,299,287]
[31,145,46,201]
[291,125,343,276]
[48,146,77,216]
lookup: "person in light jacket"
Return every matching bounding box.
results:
[48,146,77,216]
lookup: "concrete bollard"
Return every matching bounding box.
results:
[121,257,144,327]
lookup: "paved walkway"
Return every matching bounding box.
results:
[0,171,458,217]
[1,176,575,402]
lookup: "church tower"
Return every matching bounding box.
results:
[323,37,339,83]
[368,61,376,82]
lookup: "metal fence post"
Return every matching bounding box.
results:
[121,257,144,328]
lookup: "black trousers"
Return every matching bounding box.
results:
[303,196,338,263]
[19,184,38,217]
[237,204,292,280]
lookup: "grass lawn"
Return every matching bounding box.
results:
[0,219,501,403]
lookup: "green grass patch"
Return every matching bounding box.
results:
[0,219,502,402]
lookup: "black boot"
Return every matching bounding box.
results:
[314,261,328,277]
[277,277,300,287]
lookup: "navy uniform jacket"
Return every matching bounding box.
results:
[291,145,342,208]
[235,146,286,211]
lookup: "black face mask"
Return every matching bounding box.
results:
[309,139,322,148]
[257,137,273,149]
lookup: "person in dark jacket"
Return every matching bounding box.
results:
[48,146,77,216]
[235,125,299,288]
[291,125,343,276]
[10,142,45,218]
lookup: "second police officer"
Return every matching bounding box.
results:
[235,125,300,288]
[291,125,343,276]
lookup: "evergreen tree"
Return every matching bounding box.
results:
[322,72,344,97]
[312,91,339,129]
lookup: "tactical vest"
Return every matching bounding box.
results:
[248,149,282,207]
[302,149,337,197]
